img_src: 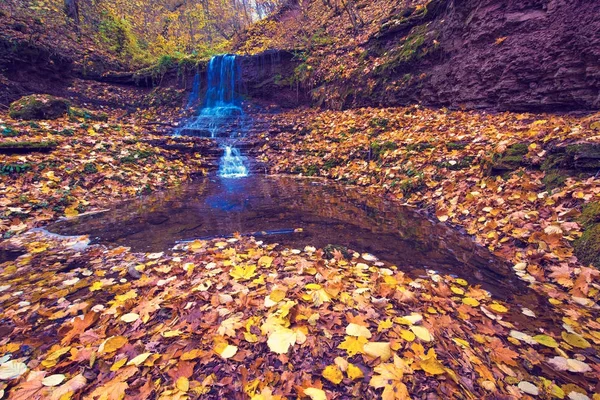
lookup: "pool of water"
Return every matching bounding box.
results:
[47,175,533,299]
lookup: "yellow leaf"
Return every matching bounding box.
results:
[462,297,480,307]
[322,365,343,384]
[561,332,590,349]
[258,256,274,268]
[162,330,183,338]
[489,303,508,313]
[110,357,128,371]
[127,352,152,366]
[214,343,238,359]
[347,363,364,380]
[100,336,128,353]
[180,349,203,360]
[419,349,445,375]
[377,319,393,332]
[533,334,558,348]
[451,286,464,295]
[64,207,79,218]
[337,336,367,356]
[304,388,327,400]
[363,342,392,361]
[230,264,257,281]
[399,329,415,342]
[410,326,433,342]
[455,278,468,286]
[176,376,189,392]
[89,281,104,292]
[269,289,286,302]
[267,327,297,354]
[346,323,372,338]
[452,338,470,348]
[395,313,423,325]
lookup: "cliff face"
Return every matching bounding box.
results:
[239,51,310,108]
[236,0,600,112]
[396,0,600,111]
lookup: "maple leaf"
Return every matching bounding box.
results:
[230,264,257,281]
[548,264,573,287]
[337,335,368,356]
[369,355,412,400]
[217,313,244,337]
[267,327,297,354]
[60,311,98,344]
[488,338,518,366]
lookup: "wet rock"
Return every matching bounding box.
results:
[127,265,142,280]
[9,94,69,120]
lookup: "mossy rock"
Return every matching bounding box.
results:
[69,107,108,122]
[9,94,70,120]
[488,142,530,175]
[542,170,568,191]
[542,143,600,171]
[578,202,600,229]
[574,224,600,269]
[573,202,600,269]
[0,141,57,154]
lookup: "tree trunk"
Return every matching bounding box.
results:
[64,0,80,30]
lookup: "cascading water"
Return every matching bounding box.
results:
[219,146,248,178]
[179,54,248,178]
[186,72,201,108]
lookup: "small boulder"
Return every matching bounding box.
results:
[69,107,108,122]
[9,94,70,120]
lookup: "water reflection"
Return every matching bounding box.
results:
[48,176,527,298]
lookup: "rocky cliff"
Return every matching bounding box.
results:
[236,0,600,112]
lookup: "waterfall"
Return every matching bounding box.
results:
[219,146,248,178]
[186,72,201,108]
[179,55,249,178]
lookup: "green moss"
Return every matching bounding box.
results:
[304,165,319,176]
[0,141,57,149]
[541,153,568,171]
[446,141,468,151]
[375,24,433,74]
[399,175,424,195]
[0,163,32,175]
[574,224,600,268]
[505,143,529,156]
[69,107,109,122]
[2,126,19,137]
[323,159,341,170]
[83,163,98,174]
[371,141,398,160]
[488,142,530,174]
[406,142,434,152]
[436,156,475,170]
[542,171,567,191]
[578,202,600,229]
[369,117,389,129]
[9,95,70,120]
[120,150,154,164]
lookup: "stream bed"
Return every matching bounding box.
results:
[47,175,535,302]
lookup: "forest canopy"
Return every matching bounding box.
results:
[3,0,287,65]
